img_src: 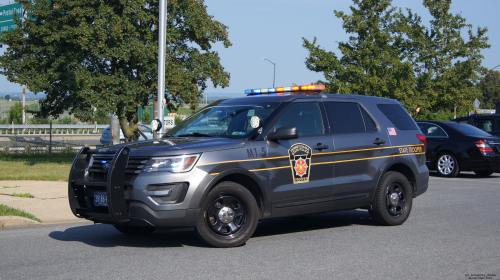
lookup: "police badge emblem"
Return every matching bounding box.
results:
[288,143,312,183]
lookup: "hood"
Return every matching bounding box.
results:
[98,137,246,157]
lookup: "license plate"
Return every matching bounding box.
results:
[94,191,108,207]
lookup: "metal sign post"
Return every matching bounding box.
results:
[156,0,167,138]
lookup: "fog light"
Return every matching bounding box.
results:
[144,183,188,204]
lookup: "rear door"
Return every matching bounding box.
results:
[323,101,390,209]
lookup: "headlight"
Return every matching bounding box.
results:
[142,154,200,173]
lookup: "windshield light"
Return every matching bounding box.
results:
[142,154,201,173]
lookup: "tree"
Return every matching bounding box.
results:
[303,0,489,119]
[5,95,10,100]
[9,101,22,124]
[0,0,231,142]
[477,70,500,109]
[405,0,490,118]
[303,0,415,103]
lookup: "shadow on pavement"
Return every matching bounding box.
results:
[253,209,374,238]
[429,171,500,179]
[49,210,375,248]
[49,224,206,248]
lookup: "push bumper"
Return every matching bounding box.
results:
[68,147,199,229]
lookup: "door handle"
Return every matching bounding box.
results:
[373,138,386,145]
[314,143,329,151]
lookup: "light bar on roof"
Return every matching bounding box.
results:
[245,84,326,95]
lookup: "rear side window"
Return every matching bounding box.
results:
[473,119,496,132]
[377,104,418,130]
[324,102,376,134]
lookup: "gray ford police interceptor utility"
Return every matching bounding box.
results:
[69,84,429,248]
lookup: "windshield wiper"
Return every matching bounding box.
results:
[177,133,215,138]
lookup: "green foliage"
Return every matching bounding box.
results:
[417,109,455,121]
[8,101,22,124]
[93,107,110,124]
[142,108,152,123]
[5,95,10,100]
[0,0,231,143]
[478,70,500,109]
[303,0,489,118]
[28,116,50,124]
[0,204,41,222]
[58,115,78,125]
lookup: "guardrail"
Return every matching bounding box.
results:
[0,124,108,135]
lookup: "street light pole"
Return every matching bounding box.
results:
[261,58,276,87]
[157,0,167,137]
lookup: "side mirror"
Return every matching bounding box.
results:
[267,126,298,141]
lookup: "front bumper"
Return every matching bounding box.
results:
[68,147,200,229]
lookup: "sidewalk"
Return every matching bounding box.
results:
[0,180,89,228]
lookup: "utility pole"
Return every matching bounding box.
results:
[22,86,26,124]
[156,0,167,137]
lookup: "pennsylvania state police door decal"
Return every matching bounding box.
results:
[288,143,312,184]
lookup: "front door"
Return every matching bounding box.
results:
[265,101,334,217]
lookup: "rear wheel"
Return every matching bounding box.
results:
[369,171,413,226]
[196,182,259,248]
[113,224,156,235]
[436,152,460,177]
[474,170,494,177]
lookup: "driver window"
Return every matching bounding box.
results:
[275,103,324,137]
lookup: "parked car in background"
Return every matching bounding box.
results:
[416,121,500,177]
[453,114,500,136]
[100,123,154,145]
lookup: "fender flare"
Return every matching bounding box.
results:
[189,168,269,210]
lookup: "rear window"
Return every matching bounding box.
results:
[377,104,418,130]
[447,122,493,137]
[324,102,377,134]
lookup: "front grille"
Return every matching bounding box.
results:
[88,155,150,182]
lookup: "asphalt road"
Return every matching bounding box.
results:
[1,173,499,280]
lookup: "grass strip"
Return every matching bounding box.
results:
[0,151,77,181]
[0,204,42,222]
[11,193,35,198]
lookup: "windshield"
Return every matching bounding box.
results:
[166,102,280,139]
[448,122,493,137]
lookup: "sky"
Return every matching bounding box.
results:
[1,0,499,99]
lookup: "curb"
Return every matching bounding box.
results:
[0,216,40,228]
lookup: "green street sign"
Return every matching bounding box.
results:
[0,3,23,44]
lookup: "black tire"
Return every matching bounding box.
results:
[474,170,494,177]
[369,171,413,226]
[113,224,156,236]
[435,152,460,177]
[195,181,259,248]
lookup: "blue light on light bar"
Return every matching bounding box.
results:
[269,88,276,93]
[245,89,252,94]
[254,89,261,93]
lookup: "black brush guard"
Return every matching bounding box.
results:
[68,147,130,224]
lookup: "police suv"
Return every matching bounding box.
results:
[69,85,429,247]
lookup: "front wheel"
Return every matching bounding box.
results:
[369,171,413,226]
[436,152,460,177]
[195,182,259,248]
